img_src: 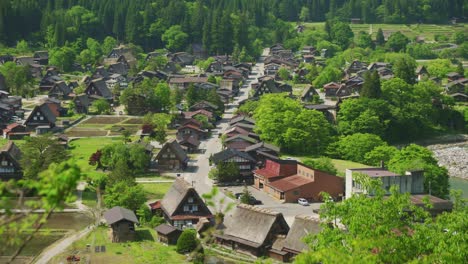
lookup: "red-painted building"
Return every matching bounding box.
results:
[254,158,344,203]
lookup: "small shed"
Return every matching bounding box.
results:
[103,206,139,242]
[155,224,182,245]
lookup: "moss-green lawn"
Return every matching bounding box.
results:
[139,183,173,200]
[50,226,187,264]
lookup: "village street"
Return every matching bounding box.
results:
[179,49,320,225]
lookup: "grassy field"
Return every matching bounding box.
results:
[51,226,187,264]
[69,137,123,179]
[139,183,173,200]
[304,22,467,42]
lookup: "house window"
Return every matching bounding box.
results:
[33,117,37,120]
[192,205,198,211]
[183,205,189,212]
[239,165,250,170]
[39,116,44,120]
[188,197,194,203]
[128,223,134,231]
[36,112,40,116]
[1,161,7,166]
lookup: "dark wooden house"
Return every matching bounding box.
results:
[158,178,213,229]
[24,103,56,130]
[155,224,182,245]
[215,204,290,257]
[0,141,22,181]
[85,78,113,101]
[211,148,257,179]
[154,139,189,170]
[103,206,139,242]
[49,81,72,99]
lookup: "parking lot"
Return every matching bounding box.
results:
[224,185,322,226]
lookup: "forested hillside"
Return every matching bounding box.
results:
[0,0,467,55]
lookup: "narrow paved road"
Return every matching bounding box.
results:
[181,49,267,210]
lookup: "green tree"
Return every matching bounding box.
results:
[376,28,385,46]
[364,145,399,167]
[20,135,69,180]
[185,84,197,107]
[16,40,29,54]
[313,66,343,88]
[176,229,200,253]
[386,31,409,52]
[360,71,381,98]
[103,181,146,211]
[0,62,34,96]
[162,25,188,51]
[49,46,76,72]
[330,22,354,50]
[356,31,374,49]
[427,59,454,79]
[393,55,416,84]
[302,157,338,175]
[299,7,310,22]
[277,67,290,81]
[217,161,240,183]
[254,94,332,154]
[331,133,387,163]
[240,186,252,204]
[92,99,111,114]
[102,36,117,55]
[0,160,81,261]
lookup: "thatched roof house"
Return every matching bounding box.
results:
[158,178,212,229]
[103,206,139,242]
[215,204,289,257]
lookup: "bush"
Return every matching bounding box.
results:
[149,216,165,228]
[177,229,199,253]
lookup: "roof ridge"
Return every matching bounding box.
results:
[237,204,280,216]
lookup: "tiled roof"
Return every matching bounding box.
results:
[268,175,313,192]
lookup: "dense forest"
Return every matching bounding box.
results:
[0,0,467,55]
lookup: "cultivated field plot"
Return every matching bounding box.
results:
[66,116,142,137]
[304,22,467,42]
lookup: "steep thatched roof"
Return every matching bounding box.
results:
[160,178,193,216]
[219,204,289,247]
[282,215,321,253]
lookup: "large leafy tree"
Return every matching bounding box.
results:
[162,25,188,51]
[296,186,467,263]
[20,135,70,180]
[360,71,381,98]
[103,181,146,211]
[0,62,34,97]
[254,94,332,154]
[385,31,409,52]
[329,133,387,163]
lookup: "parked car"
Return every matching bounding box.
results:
[248,196,262,205]
[298,198,309,206]
[234,193,243,199]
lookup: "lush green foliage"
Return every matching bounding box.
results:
[103,181,147,211]
[302,157,338,175]
[254,94,332,154]
[176,229,200,253]
[328,133,387,163]
[296,187,467,263]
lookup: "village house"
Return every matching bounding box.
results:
[346,60,368,75]
[447,72,463,82]
[155,178,213,229]
[224,134,258,151]
[39,69,62,92]
[229,115,256,126]
[189,100,218,113]
[153,139,189,171]
[73,94,90,114]
[269,215,321,262]
[0,141,23,181]
[48,81,72,100]
[168,76,209,90]
[415,65,429,81]
[228,122,255,133]
[84,78,113,101]
[446,78,467,94]
[106,46,137,68]
[155,224,182,245]
[23,103,57,131]
[3,123,29,140]
[244,142,280,164]
[215,204,290,257]
[223,126,259,141]
[300,86,319,102]
[92,66,110,80]
[169,52,195,66]
[177,135,200,153]
[33,50,49,65]
[108,62,129,76]
[252,77,292,98]
[254,158,344,202]
[103,206,139,243]
[182,109,216,123]
[211,148,257,180]
[15,56,42,78]
[323,82,345,97]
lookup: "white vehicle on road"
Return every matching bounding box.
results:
[298,198,309,206]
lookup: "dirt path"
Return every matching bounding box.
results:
[33,226,93,264]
